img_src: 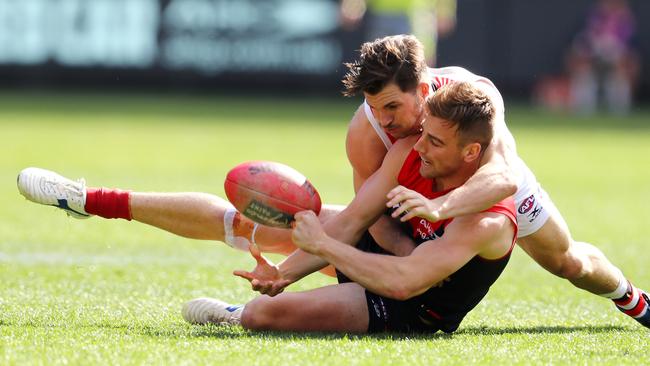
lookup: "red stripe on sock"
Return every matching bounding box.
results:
[623,292,647,317]
[613,283,636,307]
[614,293,635,307]
[85,187,132,220]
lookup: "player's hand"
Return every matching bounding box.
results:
[386,185,441,222]
[233,243,291,297]
[291,211,328,255]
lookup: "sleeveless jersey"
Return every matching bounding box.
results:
[395,149,517,332]
[364,65,541,237]
[363,66,505,150]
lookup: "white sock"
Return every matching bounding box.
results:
[600,268,629,299]
[223,208,251,251]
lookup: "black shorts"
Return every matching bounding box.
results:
[336,232,458,334]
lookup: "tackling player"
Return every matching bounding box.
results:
[340,35,649,328]
[184,82,518,333]
[232,34,650,328]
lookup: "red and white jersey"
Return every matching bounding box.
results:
[397,148,518,244]
[363,66,506,150]
[393,148,517,331]
[361,66,548,238]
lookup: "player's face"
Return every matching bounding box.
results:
[364,83,426,138]
[414,114,464,179]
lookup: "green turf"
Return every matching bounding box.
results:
[1,91,649,365]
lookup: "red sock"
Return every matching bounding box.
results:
[85,187,132,220]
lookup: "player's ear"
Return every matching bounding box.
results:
[418,82,430,98]
[462,142,482,163]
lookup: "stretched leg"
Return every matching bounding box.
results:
[16,167,344,258]
[518,211,649,327]
[129,192,297,253]
[517,213,619,293]
[183,282,369,332]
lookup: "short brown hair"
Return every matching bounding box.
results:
[342,35,427,97]
[426,82,495,151]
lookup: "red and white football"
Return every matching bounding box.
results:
[224,161,322,228]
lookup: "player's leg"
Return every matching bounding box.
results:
[16,167,344,256]
[129,192,293,252]
[184,282,370,332]
[517,192,650,327]
[517,213,620,294]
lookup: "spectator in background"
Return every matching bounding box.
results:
[339,0,456,66]
[566,0,640,115]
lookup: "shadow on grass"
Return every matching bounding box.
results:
[8,319,634,340]
[138,323,634,341]
[455,324,630,336]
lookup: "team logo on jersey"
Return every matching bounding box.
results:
[518,195,535,214]
[415,219,446,241]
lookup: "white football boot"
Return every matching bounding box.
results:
[17,167,91,219]
[182,298,244,326]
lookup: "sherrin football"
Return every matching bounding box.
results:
[224,161,322,228]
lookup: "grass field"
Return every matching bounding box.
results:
[1,91,649,365]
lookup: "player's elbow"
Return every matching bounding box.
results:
[384,278,422,301]
[498,170,518,197]
[388,286,426,301]
[386,287,414,301]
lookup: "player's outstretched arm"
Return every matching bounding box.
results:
[346,106,418,255]
[244,137,413,293]
[425,135,518,222]
[294,210,514,300]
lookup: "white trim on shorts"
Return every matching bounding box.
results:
[513,175,556,238]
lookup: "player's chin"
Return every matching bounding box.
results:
[386,128,408,139]
[419,164,435,179]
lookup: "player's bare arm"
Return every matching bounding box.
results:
[236,136,416,295]
[347,104,418,255]
[293,209,515,300]
[346,104,388,188]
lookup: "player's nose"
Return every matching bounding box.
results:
[378,113,393,127]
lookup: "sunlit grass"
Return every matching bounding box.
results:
[1,92,649,365]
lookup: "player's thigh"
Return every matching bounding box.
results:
[243,282,369,332]
[518,211,575,271]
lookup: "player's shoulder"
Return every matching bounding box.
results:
[347,103,372,138]
[384,135,418,167]
[429,65,472,76]
[390,134,419,152]
[448,210,515,254]
[346,103,388,179]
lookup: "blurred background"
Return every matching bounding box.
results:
[0,0,647,112]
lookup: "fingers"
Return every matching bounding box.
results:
[233,270,269,293]
[233,271,290,296]
[233,270,255,281]
[294,210,317,221]
[386,186,414,208]
[390,197,419,220]
[386,185,406,200]
[398,209,420,222]
[247,242,265,265]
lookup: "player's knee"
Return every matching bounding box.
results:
[240,297,275,331]
[549,250,586,280]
